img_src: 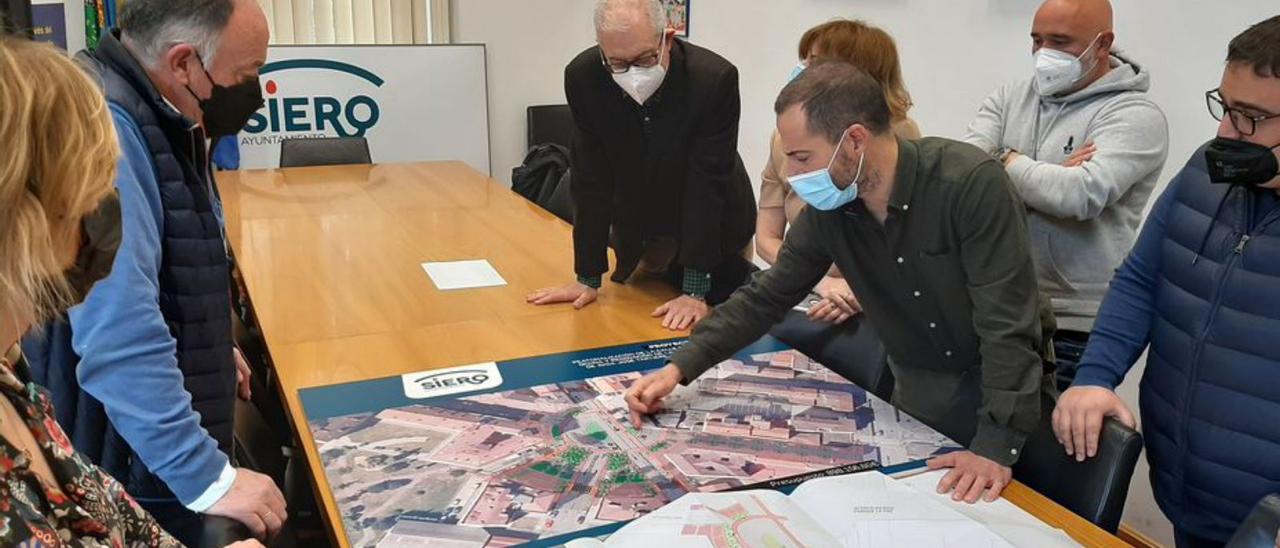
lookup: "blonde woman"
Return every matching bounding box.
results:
[0,37,260,547]
[758,19,921,324]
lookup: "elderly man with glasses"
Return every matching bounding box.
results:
[526,0,756,331]
[1052,14,1280,548]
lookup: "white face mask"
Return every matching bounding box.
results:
[613,63,667,105]
[609,33,668,105]
[1033,33,1102,97]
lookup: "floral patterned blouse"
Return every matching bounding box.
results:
[0,347,181,547]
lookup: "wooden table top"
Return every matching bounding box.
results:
[215,161,1127,548]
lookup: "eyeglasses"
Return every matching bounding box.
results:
[1207,88,1280,136]
[599,33,666,74]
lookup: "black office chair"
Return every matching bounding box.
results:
[1013,417,1144,533]
[278,136,372,168]
[200,516,253,548]
[1227,494,1280,548]
[2,0,34,37]
[542,169,574,223]
[230,307,322,547]
[527,104,574,150]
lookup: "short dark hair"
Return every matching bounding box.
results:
[119,0,234,65]
[1227,15,1280,78]
[774,59,891,144]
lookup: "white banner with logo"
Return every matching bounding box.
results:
[236,44,490,174]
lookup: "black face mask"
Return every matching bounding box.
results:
[1205,137,1280,186]
[65,192,122,304]
[185,56,264,139]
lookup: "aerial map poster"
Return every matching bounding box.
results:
[299,336,962,547]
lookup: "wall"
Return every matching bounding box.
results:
[454,1,1279,544]
[452,0,598,179]
[62,0,83,53]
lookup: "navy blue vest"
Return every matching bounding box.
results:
[1140,145,1280,540]
[24,31,235,500]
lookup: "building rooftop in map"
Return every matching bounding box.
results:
[598,484,663,521]
[463,486,515,526]
[377,519,490,548]
[586,374,635,395]
[486,530,541,545]
[518,470,565,493]
[431,424,541,467]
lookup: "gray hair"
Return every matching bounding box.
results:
[594,0,668,37]
[118,0,235,68]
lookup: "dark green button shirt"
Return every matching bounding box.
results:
[671,137,1050,465]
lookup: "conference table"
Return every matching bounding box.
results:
[214,161,1129,548]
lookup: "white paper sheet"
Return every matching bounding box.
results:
[896,470,1081,548]
[790,470,1079,548]
[586,471,1080,548]
[421,260,507,290]
[583,489,840,548]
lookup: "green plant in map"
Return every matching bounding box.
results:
[530,461,561,477]
[613,470,646,484]
[561,446,589,468]
[607,453,629,471]
[582,423,609,443]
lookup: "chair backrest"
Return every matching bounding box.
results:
[1012,418,1143,533]
[201,515,252,547]
[279,136,372,168]
[768,314,893,402]
[527,104,574,150]
[1226,494,1280,548]
[543,168,573,224]
[2,1,35,37]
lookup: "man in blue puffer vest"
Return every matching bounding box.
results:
[21,0,286,543]
[1053,15,1280,548]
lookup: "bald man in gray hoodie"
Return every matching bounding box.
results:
[964,0,1169,376]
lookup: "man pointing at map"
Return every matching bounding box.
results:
[626,60,1057,504]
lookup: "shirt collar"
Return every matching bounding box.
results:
[161,94,200,132]
[888,136,917,212]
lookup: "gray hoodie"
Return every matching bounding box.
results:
[964,54,1169,331]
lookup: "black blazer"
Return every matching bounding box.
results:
[565,39,756,283]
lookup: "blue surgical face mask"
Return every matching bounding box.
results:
[787,129,865,211]
[787,61,807,83]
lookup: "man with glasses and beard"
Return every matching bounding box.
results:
[1053,15,1280,548]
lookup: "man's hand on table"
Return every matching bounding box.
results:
[526,282,598,309]
[625,363,683,428]
[926,450,1012,504]
[652,295,709,331]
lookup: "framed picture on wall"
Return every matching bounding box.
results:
[661,0,689,37]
